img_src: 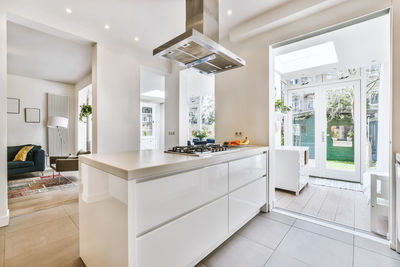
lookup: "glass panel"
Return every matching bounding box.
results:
[366,64,380,169]
[326,86,355,171]
[142,106,153,137]
[291,91,315,167]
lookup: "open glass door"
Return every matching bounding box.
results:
[320,81,361,182]
[288,80,361,182]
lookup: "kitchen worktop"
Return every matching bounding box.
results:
[79,145,268,180]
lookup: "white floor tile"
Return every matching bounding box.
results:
[354,235,400,261]
[203,235,273,267]
[276,227,353,267]
[238,216,291,249]
[294,219,354,245]
[264,251,312,267]
[260,211,296,226]
[354,247,400,267]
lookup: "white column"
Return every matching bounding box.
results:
[0,11,10,227]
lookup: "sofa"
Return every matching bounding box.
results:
[7,145,46,179]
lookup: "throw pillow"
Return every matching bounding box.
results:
[13,146,34,162]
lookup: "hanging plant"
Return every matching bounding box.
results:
[79,104,92,123]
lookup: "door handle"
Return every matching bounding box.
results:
[322,131,325,142]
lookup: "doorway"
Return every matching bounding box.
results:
[271,12,391,237]
[140,66,166,150]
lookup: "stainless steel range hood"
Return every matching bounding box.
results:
[153,0,245,74]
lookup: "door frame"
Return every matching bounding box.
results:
[286,79,362,182]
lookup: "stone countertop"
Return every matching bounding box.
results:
[79,146,268,180]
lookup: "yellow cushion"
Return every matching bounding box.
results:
[13,146,34,162]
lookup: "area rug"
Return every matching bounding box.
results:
[8,174,77,199]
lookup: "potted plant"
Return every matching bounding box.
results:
[79,104,92,123]
[347,130,354,141]
[275,99,291,121]
[193,128,208,141]
[332,131,339,141]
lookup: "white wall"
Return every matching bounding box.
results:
[95,44,170,153]
[215,44,270,145]
[165,64,182,148]
[7,74,75,154]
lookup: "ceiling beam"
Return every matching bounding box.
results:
[229,0,349,43]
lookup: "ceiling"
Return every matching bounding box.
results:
[7,22,93,84]
[274,14,390,79]
[2,0,290,51]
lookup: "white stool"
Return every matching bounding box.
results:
[370,172,389,236]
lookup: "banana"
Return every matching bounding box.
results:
[240,137,250,145]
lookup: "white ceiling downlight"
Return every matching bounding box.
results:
[275,41,338,74]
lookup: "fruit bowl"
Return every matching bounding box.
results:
[224,137,250,148]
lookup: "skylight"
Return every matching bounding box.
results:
[275,41,338,74]
[141,90,165,99]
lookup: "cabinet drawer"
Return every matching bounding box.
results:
[229,154,266,191]
[136,163,228,235]
[229,177,266,233]
[137,196,228,267]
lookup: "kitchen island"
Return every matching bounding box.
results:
[79,146,268,267]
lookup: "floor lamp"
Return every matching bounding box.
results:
[47,116,69,156]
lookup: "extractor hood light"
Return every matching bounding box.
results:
[182,43,191,48]
[141,90,165,99]
[104,24,110,30]
[227,9,232,15]
[275,41,338,74]
[65,8,72,14]
[134,37,139,41]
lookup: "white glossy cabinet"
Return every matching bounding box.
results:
[229,154,267,191]
[229,177,267,233]
[136,163,228,235]
[79,149,268,267]
[137,196,228,267]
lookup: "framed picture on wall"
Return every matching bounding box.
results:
[7,98,20,114]
[25,108,40,123]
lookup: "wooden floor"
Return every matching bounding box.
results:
[275,184,371,232]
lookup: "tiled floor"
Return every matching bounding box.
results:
[0,202,398,267]
[275,183,374,232]
[200,212,400,267]
[0,201,83,267]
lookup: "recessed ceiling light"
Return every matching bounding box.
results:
[134,37,139,41]
[104,24,110,30]
[65,8,72,14]
[227,9,232,15]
